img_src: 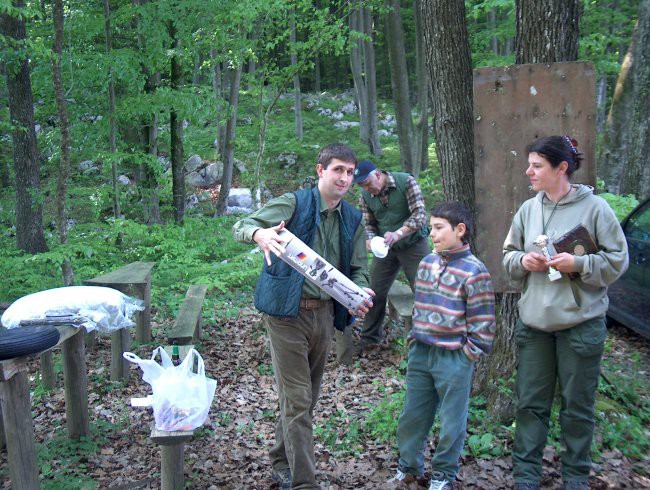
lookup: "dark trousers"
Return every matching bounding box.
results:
[513,317,606,484]
[266,302,335,490]
[361,237,430,344]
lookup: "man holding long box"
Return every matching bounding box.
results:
[232,143,374,489]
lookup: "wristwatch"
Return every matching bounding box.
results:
[396,229,404,238]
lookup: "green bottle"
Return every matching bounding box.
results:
[171,341,180,366]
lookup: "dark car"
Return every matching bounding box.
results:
[607,197,650,338]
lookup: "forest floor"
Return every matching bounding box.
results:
[0,310,648,489]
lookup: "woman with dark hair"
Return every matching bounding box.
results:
[503,135,628,490]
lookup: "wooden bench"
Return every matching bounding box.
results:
[167,285,208,345]
[0,324,88,489]
[387,281,415,338]
[84,261,155,382]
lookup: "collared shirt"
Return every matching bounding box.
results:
[358,171,427,241]
[232,192,369,299]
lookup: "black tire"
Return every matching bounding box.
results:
[0,326,60,361]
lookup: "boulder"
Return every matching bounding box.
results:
[184,154,204,173]
[79,160,99,174]
[228,188,253,209]
[185,162,224,188]
[117,175,131,186]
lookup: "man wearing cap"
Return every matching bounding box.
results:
[353,160,430,348]
[232,143,373,489]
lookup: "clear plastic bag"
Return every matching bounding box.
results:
[123,347,217,431]
[1,286,144,333]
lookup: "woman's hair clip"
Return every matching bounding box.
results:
[564,135,579,155]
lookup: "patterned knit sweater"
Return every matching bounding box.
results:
[411,244,496,361]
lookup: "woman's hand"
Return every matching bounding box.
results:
[521,252,550,272]
[547,252,577,273]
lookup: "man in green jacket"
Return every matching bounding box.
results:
[232,143,373,489]
[354,160,430,348]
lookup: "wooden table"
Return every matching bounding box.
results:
[0,325,88,490]
[84,261,155,381]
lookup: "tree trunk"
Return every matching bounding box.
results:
[290,12,303,140]
[601,0,650,198]
[349,6,369,145]
[215,65,242,216]
[385,0,414,172]
[169,21,184,224]
[52,0,74,286]
[515,0,581,64]
[0,0,48,254]
[420,0,474,209]
[314,52,321,93]
[413,0,429,175]
[361,6,381,156]
[473,0,584,422]
[104,0,120,219]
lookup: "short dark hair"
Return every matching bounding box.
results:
[526,135,583,177]
[317,143,357,169]
[430,201,473,244]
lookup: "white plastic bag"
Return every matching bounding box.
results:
[123,347,217,431]
[1,286,144,333]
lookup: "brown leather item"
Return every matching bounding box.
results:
[553,224,599,280]
[553,224,598,257]
[299,297,332,310]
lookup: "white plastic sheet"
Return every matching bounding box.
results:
[1,286,144,333]
[124,347,217,431]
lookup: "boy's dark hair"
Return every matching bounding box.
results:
[430,201,473,244]
[317,143,357,168]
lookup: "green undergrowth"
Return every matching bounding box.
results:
[318,335,649,468]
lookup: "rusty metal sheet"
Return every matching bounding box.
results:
[473,62,596,292]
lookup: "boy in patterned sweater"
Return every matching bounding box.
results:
[390,201,496,490]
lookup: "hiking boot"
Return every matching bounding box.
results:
[514,483,540,490]
[563,481,589,490]
[271,467,292,489]
[428,471,452,490]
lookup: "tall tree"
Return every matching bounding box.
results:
[52,0,73,286]
[600,0,650,198]
[413,0,429,175]
[385,0,415,173]
[420,0,474,209]
[168,17,185,224]
[350,0,381,156]
[290,10,303,140]
[103,0,120,219]
[215,64,242,216]
[0,0,48,254]
[515,0,581,63]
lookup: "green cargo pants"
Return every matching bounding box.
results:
[265,302,335,490]
[513,316,606,485]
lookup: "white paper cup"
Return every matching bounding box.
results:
[370,236,389,258]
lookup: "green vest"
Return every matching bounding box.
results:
[361,172,428,252]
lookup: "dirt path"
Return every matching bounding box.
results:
[0,315,648,489]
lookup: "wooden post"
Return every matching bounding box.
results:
[110,328,131,382]
[40,350,56,389]
[161,444,185,490]
[140,270,152,343]
[0,362,40,489]
[62,328,90,438]
[150,429,193,490]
